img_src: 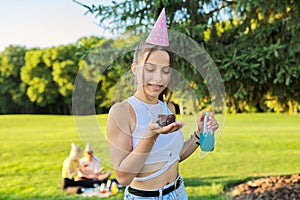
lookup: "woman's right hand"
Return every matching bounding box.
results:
[148,121,184,135]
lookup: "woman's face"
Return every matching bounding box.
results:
[135,50,171,100]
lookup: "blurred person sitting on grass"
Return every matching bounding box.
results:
[78,144,111,182]
[61,143,109,194]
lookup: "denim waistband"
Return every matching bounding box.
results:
[127,176,182,197]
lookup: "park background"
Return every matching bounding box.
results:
[0,0,299,199]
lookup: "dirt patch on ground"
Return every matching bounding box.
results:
[229,174,300,200]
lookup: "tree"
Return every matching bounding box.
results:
[21,48,59,112]
[0,45,34,113]
[74,36,136,114]
[74,0,300,113]
[212,0,300,113]
[51,44,83,114]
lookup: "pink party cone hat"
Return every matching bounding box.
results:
[146,8,169,46]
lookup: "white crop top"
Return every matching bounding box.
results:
[127,96,184,181]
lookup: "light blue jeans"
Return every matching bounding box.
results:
[124,177,188,200]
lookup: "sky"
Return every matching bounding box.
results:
[0,0,115,51]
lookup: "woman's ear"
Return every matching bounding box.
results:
[131,63,137,75]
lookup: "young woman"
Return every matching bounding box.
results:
[106,41,219,199]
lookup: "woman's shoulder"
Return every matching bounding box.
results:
[108,99,135,122]
[109,100,131,114]
[107,99,135,134]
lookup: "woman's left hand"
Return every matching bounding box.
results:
[197,112,219,132]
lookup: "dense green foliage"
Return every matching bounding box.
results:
[0,114,299,199]
[75,0,300,113]
[0,0,299,114]
[0,37,135,114]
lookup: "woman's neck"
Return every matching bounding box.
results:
[134,91,158,104]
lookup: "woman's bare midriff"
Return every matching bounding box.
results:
[127,101,180,190]
[130,161,179,190]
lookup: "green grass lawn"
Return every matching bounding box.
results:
[0,113,299,200]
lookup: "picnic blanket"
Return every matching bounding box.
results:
[82,179,124,197]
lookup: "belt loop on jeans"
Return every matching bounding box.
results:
[159,188,162,198]
[174,177,178,190]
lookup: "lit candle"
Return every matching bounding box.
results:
[163,94,168,114]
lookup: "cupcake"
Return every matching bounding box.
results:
[156,114,176,127]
